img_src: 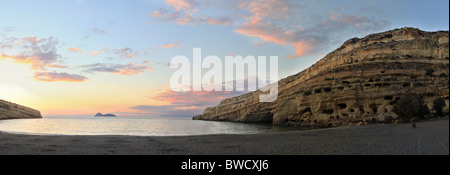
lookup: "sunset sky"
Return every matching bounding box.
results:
[1,0,448,117]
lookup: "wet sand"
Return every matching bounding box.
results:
[0,117,448,155]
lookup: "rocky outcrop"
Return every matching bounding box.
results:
[0,99,42,120]
[193,27,449,127]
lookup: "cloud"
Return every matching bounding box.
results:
[166,0,198,11]
[0,36,67,70]
[158,42,181,49]
[149,10,231,26]
[88,27,107,35]
[33,72,88,82]
[0,35,93,83]
[207,17,231,25]
[234,0,389,58]
[68,47,106,57]
[69,47,142,58]
[81,61,152,75]
[88,51,101,57]
[150,0,390,58]
[148,0,231,25]
[68,47,83,53]
[113,47,140,58]
[1,35,150,83]
[84,27,107,39]
[130,89,245,117]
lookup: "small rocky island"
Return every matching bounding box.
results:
[0,99,42,120]
[95,113,117,117]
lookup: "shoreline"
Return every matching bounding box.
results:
[0,117,448,155]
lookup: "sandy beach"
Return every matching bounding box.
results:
[0,117,448,155]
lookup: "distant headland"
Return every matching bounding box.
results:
[0,99,42,120]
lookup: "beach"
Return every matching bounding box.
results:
[0,117,448,155]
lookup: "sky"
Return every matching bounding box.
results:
[0,0,448,117]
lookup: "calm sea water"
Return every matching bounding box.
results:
[0,116,300,136]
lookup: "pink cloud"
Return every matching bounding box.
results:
[81,62,153,76]
[234,1,389,58]
[68,47,107,57]
[235,20,313,58]
[286,42,313,59]
[68,47,83,53]
[22,36,40,43]
[158,42,181,49]
[149,0,231,26]
[238,0,291,23]
[165,0,196,11]
[0,36,66,70]
[89,51,100,57]
[149,0,388,58]
[113,48,139,58]
[234,0,315,58]
[33,72,87,82]
[207,17,231,25]
[118,63,150,75]
[0,54,67,70]
[70,47,140,58]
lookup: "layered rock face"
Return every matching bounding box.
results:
[193,28,449,127]
[0,99,42,120]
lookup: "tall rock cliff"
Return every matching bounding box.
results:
[0,99,42,120]
[193,27,449,127]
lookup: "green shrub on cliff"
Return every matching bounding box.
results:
[393,94,430,122]
[433,97,446,116]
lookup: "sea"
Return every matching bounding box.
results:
[0,116,302,136]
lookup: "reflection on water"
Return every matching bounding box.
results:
[0,116,304,136]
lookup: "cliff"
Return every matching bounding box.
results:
[193,27,449,127]
[0,99,42,120]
